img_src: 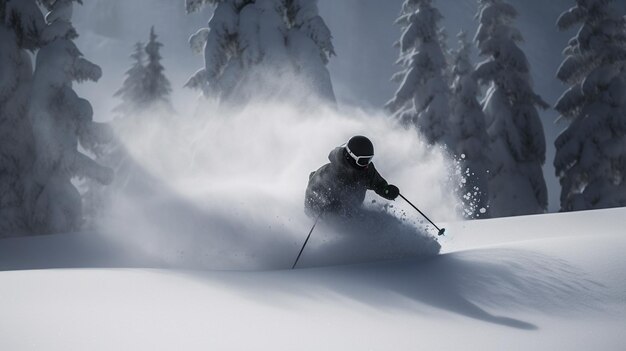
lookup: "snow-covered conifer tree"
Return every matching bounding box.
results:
[114,27,173,116]
[474,0,549,217]
[84,27,174,225]
[386,0,451,146]
[449,31,490,218]
[28,0,113,233]
[439,27,454,84]
[554,0,626,211]
[185,0,335,103]
[114,42,147,116]
[143,26,173,110]
[0,0,44,234]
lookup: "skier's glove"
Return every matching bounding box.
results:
[382,184,399,200]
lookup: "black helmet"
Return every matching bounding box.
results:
[345,135,374,167]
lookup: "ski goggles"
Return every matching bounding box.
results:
[345,144,373,167]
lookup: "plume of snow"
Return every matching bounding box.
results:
[94,95,460,270]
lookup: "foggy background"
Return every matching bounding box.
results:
[72,0,626,213]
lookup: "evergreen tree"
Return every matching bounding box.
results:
[386,0,451,146]
[28,0,113,233]
[474,0,549,217]
[114,42,147,116]
[86,27,175,225]
[449,31,490,218]
[554,0,626,211]
[114,27,173,115]
[143,26,172,109]
[185,0,335,103]
[439,27,454,84]
[0,0,44,235]
[85,27,175,225]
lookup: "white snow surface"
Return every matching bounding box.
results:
[1,207,625,350]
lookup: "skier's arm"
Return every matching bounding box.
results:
[367,164,388,194]
[368,164,399,200]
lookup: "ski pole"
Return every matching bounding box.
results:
[292,214,322,269]
[399,193,446,236]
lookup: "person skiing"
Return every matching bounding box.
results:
[305,135,400,217]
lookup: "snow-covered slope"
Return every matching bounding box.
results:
[1,208,625,350]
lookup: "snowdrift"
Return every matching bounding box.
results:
[299,207,441,267]
[1,208,625,350]
[0,206,441,271]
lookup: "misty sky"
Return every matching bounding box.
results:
[72,0,626,213]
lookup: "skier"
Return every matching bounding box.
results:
[305,135,400,217]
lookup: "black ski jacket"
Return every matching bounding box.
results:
[305,147,389,216]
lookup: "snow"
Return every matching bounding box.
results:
[62,100,458,270]
[1,208,625,350]
[188,28,209,55]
